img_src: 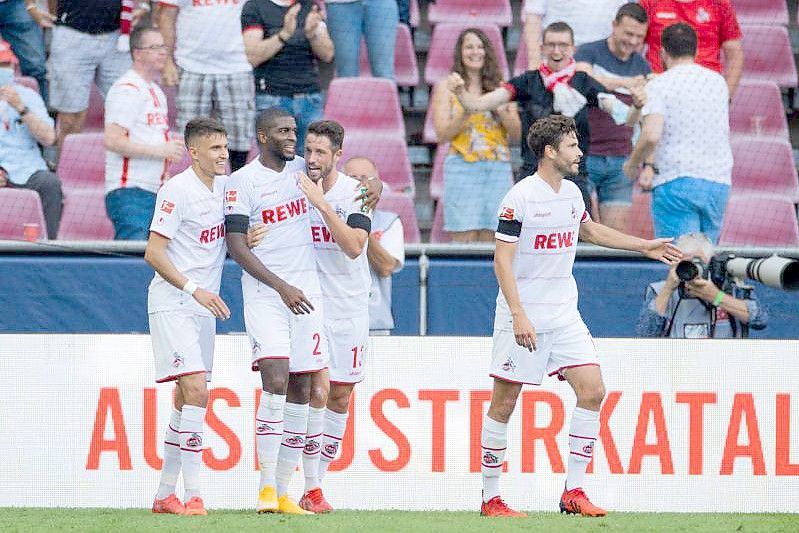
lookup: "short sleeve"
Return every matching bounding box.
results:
[505,72,533,102]
[20,87,53,127]
[150,184,183,238]
[495,185,526,243]
[104,83,141,130]
[719,1,742,43]
[378,217,405,272]
[241,0,263,33]
[641,80,664,117]
[224,173,252,219]
[573,42,596,65]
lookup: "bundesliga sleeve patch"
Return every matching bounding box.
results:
[160,200,175,214]
[225,190,238,212]
[580,210,591,223]
[499,206,515,221]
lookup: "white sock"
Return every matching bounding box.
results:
[276,402,309,497]
[566,407,600,491]
[481,415,507,503]
[179,405,205,500]
[302,406,326,493]
[318,408,348,482]
[256,391,286,491]
[156,408,182,500]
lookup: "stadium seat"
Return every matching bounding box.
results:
[732,0,789,25]
[324,77,405,137]
[422,104,436,143]
[58,132,106,189]
[429,143,449,200]
[513,35,529,77]
[729,80,789,140]
[730,138,799,201]
[0,189,47,240]
[627,189,655,240]
[340,132,415,193]
[424,23,509,85]
[430,200,450,243]
[409,0,420,27]
[376,192,421,244]
[428,0,513,28]
[737,25,797,88]
[58,188,115,241]
[14,76,39,93]
[719,195,799,247]
[359,24,419,88]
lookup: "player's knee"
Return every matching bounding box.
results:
[310,379,330,407]
[181,380,208,407]
[580,384,606,410]
[488,396,517,423]
[286,374,312,403]
[263,374,289,395]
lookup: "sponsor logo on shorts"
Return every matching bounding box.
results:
[499,207,515,221]
[305,440,320,453]
[502,356,515,373]
[583,441,594,456]
[160,200,175,215]
[324,442,339,456]
[172,352,184,368]
[483,451,500,465]
[186,433,202,449]
[285,436,304,447]
[256,423,273,435]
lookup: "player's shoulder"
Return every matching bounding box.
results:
[161,168,193,194]
[110,70,142,93]
[228,158,259,185]
[333,172,361,197]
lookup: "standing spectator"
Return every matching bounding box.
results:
[104,26,184,241]
[325,0,398,80]
[48,0,150,149]
[522,0,627,70]
[574,2,651,232]
[640,0,743,96]
[343,156,405,335]
[0,0,50,104]
[432,28,518,243]
[624,23,732,244]
[158,0,255,172]
[0,41,61,238]
[241,0,334,154]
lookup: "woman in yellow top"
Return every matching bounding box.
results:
[431,28,520,243]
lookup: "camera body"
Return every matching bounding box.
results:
[675,254,731,297]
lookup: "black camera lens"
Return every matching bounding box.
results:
[676,260,699,282]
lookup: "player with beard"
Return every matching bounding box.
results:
[293,121,371,513]
[481,115,681,517]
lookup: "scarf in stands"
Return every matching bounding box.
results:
[539,58,587,118]
[117,0,136,52]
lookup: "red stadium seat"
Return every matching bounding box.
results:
[422,104,436,143]
[340,132,415,193]
[430,200,450,243]
[0,189,47,240]
[730,138,799,201]
[737,25,797,88]
[729,80,788,140]
[58,188,115,241]
[14,76,39,93]
[428,0,513,28]
[324,77,405,137]
[424,23,509,85]
[719,195,799,247]
[359,24,419,88]
[58,132,106,189]
[376,193,421,244]
[732,0,789,25]
[429,143,449,200]
[627,189,655,240]
[513,35,530,77]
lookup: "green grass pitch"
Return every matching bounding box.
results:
[1,509,797,532]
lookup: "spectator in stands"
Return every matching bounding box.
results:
[640,0,743,97]
[0,1,50,104]
[48,0,150,150]
[104,26,184,241]
[0,41,61,238]
[433,28,518,243]
[624,23,731,244]
[344,156,404,335]
[574,2,651,232]
[636,232,767,338]
[325,0,398,80]
[158,0,255,173]
[241,0,334,154]
[522,0,628,70]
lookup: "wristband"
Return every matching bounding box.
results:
[712,290,724,307]
[182,280,198,295]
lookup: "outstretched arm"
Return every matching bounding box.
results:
[579,219,682,265]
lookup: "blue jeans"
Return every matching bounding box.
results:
[586,154,632,206]
[651,177,730,244]
[326,0,398,80]
[443,154,513,232]
[0,0,47,104]
[255,91,323,155]
[105,187,157,241]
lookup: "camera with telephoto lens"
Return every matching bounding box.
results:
[675,253,799,296]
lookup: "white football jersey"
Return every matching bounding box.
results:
[495,174,591,331]
[225,156,321,299]
[309,173,371,319]
[148,167,228,316]
[105,69,170,194]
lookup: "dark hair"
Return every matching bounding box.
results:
[129,26,160,59]
[307,120,345,151]
[184,117,227,148]
[527,115,577,160]
[542,21,574,45]
[451,28,503,93]
[255,107,294,134]
[662,22,697,59]
[615,2,648,24]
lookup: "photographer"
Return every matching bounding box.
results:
[636,232,767,338]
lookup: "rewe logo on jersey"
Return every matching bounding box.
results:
[533,230,576,250]
[261,197,308,224]
[311,225,336,243]
[199,222,225,244]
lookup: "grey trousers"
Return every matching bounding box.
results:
[12,170,63,239]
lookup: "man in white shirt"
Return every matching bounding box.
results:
[624,23,732,244]
[295,121,371,513]
[105,26,186,240]
[158,0,255,172]
[482,115,681,518]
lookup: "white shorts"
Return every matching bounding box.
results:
[490,317,599,385]
[244,294,328,374]
[149,310,215,384]
[326,314,369,384]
